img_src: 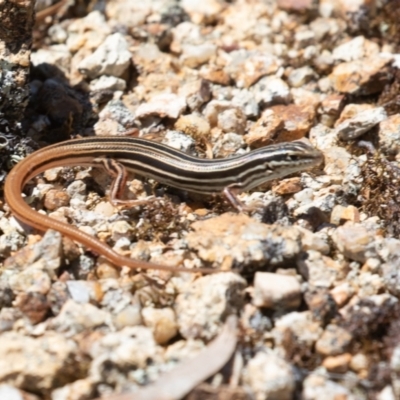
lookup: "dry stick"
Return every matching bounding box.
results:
[95,315,238,400]
[35,0,69,25]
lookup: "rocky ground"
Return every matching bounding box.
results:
[1,0,400,399]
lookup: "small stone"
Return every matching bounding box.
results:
[78,32,132,79]
[245,103,315,147]
[8,267,51,295]
[329,282,354,307]
[135,93,187,120]
[113,304,142,330]
[330,205,360,225]
[180,43,217,68]
[110,220,133,242]
[277,0,316,12]
[48,281,70,315]
[335,103,374,125]
[4,230,63,278]
[242,351,295,400]
[252,272,301,310]
[315,324,352,356]
[187,213,303,270]
[244,108,284,148]
[51,299,109,335]
[93,201,116,217]
[105,0,150,28]
[332,36,380,62]
[96,99,136,131]
[66,180,87,202]
[335,0,378,31]
[288,66,316,88]
[89,326,163,375]
[181,0,224,24]
[163,130,196,153]
[302,370,355,400]
[89,75,126,92]
[252,76,291,106]
[174,114,211,141]
[231,89,259,118]
[376,386,396,400]
[51,378,96,400]
[66,280,103,304]
[350,353,369,372]
[213,132,245,158]
[357,272,384,297]
[378,114,400,155]
[0,384,40,400]
[14,292,50,324]
[0,332,78,394]
[329,55,393,95]
[304,287,337,324]
[322,146,353,177]
[272,177,303,195]
[200,65,231,85]
[31,45,71,77]
[322,353,351,373]
[274,311,322,349]
[43,189,70,211]
[142,307,178,344]
[335,107,387,141]
[217,107,247,134]
[382,257,400,297]
[175,272,246,340]
[331,223,377,263]
[320,94,345,118]
[48,24,68,44]
[297,250,346,288]
[298,227,330,254]
[226,50,281,88]
[67,11,111,51]
[178,79,211,111]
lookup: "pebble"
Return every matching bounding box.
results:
[288,66,316,88]
[330,205,360,225]
[322,353,351,373]
[302,370,355,400]
[178,79,211,111]
[329,55,393,95]
[186,213,303,270]
[180,43,217,68]
[331,223,377,263]
[89,75,126,92]
[252,271,302,310]
[226,51,281,88]
[315,324,352,356]
[175,272,246,340]
[43,189,70,211]
[242,350,295,400]
[78,32,132,79]
[378,114,400,155]
[142,307,178,345]
[273,311,323,349]
[174,114,211,140]
[297,250,346,288]
[252,76,291,106]
[0,332,78,394]
[335,106,387,140]
[50,300,109,336]
[135,93,187,120]
[332,36,380,62]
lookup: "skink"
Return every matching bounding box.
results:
[4,137,323,273]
